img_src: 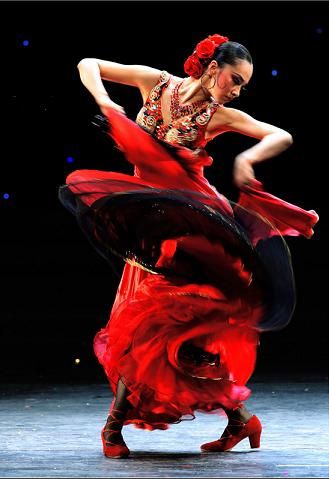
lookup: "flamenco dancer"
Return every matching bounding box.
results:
[59,33,318,458]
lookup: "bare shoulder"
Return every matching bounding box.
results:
[205,106,240,139]
[131,65,164,89]
[211,106,246,128]
[138,68,182,99]
[209,106,287,140]
[137,68,177,103]
[97,61,171,103]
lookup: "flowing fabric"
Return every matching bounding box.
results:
[59,109,318,430]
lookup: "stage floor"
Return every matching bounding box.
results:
[1,380,328,478]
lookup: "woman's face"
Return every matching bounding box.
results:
[210,60,253,104]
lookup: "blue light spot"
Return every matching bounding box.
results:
[316,27,323,34]
[3,193,10,200]
[22,40,29,47]
[271,69,278,77]
[66,156,74,163]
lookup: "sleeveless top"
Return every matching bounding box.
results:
[136,71,220,151]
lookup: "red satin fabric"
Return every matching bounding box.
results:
[66,110,318,430]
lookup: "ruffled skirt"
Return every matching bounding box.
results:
[59,110,318,429]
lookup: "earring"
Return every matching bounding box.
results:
[201,73,216,90]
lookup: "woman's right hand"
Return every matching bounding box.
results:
[233,153,256,188]
[95,93,126,116]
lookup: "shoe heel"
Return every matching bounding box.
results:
[249,431,261,448]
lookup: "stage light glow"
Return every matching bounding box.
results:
[3,193,10,200]
[74,358,80,364]
[316,27,323,34]
[66,156,74,163]
[22,40,29,47]
[271,70,278,77]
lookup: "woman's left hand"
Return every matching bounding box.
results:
[233,153,256,188]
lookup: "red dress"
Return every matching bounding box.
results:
[59,71,318,430]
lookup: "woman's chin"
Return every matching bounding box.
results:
[217,96,230,105]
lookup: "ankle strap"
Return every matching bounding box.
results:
[228,418,246,426]
[108,408,125,419]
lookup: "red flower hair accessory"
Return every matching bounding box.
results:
[184,53,204,79]
[184,33,229,79]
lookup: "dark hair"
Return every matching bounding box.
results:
[213,41,252,67]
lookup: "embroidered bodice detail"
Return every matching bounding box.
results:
[136,71,220,150]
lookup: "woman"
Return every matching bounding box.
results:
[59,34,318,458]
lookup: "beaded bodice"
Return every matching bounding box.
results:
[136,71,220,150]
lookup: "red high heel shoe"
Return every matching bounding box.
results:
[200,415,262,452]
[101,409,130,459]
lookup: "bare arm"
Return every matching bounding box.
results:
[210,107,293,187]
[77,58,161,114]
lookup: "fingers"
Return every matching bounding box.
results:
[234,171,255,189]
[233,158,255,189]
[97,96,126,117]
[100,104,126,116]
[110,104,126,115]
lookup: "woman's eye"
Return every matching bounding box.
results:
[233,76,241,85]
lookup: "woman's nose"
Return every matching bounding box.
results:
[231,87,240,98]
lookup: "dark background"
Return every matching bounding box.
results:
[0,1,327,384]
